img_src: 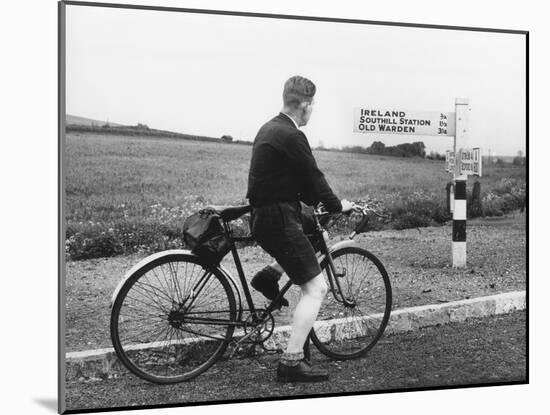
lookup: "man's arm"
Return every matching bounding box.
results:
[282,131,342,212]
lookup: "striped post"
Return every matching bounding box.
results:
[452,179,467,267]
[452,98,469,267]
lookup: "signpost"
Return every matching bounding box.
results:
[354,99,477,268]
[354,108,456,136]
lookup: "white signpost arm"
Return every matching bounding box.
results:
[452,98,469,268]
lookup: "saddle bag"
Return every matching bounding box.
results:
[182,208,232,265]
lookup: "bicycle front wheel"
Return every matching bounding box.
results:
[311,246,392,360]
[110,254,237,384]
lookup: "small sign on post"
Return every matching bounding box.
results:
[445,150,455,173]
[445,148,482,177]
[459,148,482,177]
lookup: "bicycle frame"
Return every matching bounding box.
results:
[164,209,366,330]
[220,213,358,320]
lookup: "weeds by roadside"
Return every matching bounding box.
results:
[480,178,526,217]
[65,182,525,261]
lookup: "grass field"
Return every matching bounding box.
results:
[65,132,526,259]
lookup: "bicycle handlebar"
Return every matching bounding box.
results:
[314,202,390,219]
[314,202,391,239]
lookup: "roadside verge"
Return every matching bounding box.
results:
[66,290,526,381]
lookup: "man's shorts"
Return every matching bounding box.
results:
[250,201,322,285]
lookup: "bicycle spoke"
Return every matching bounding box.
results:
[121,322,171,346]
[132,281,173,311]
[191,273,220,308]
[160,263,181,307]
[125,294,168,314]
[119,302,165,317]
[137,277,178,306]
[118,312,164,325]
[171,261,185,304]
[149,267,174,304]
[189,290,227,311]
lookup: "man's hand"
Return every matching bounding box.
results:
[341,199,354,213]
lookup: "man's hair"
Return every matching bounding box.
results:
[283,76,316,107]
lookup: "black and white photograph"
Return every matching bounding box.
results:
[58,1,527,413]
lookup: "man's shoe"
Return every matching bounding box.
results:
[251,266,289,308]
[276,360,329,383]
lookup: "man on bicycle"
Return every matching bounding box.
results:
[247,75,353,382]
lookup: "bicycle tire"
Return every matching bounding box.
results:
[310,246,392,360]
[110,253,237,384]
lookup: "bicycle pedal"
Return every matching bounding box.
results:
[235,345,257,359]
[228,335,257,359]
[228,341,243,359]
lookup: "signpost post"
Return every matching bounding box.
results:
[445,151,455,213]
[354,99,479,268]
[452,98,470,268]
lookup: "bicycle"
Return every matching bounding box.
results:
[110,202,392,384]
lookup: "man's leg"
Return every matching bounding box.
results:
[284,273,327,354]
[277,273,329,382]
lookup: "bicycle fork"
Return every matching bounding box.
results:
[325,251,356,308]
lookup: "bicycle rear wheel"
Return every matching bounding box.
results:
[311,246,392,360]
[110,254,237,384]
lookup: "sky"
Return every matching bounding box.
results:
[65,5,526,156]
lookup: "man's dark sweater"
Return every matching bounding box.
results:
[246,113,342,212]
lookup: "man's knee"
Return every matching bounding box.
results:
[301,274,327,299]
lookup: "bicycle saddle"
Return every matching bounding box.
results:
[206,204,252,221]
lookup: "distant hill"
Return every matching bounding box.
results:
[65,115,253,146]
[66,114,124,127]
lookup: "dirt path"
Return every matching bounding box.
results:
[64,213,526,351]
[64,311,526,411]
